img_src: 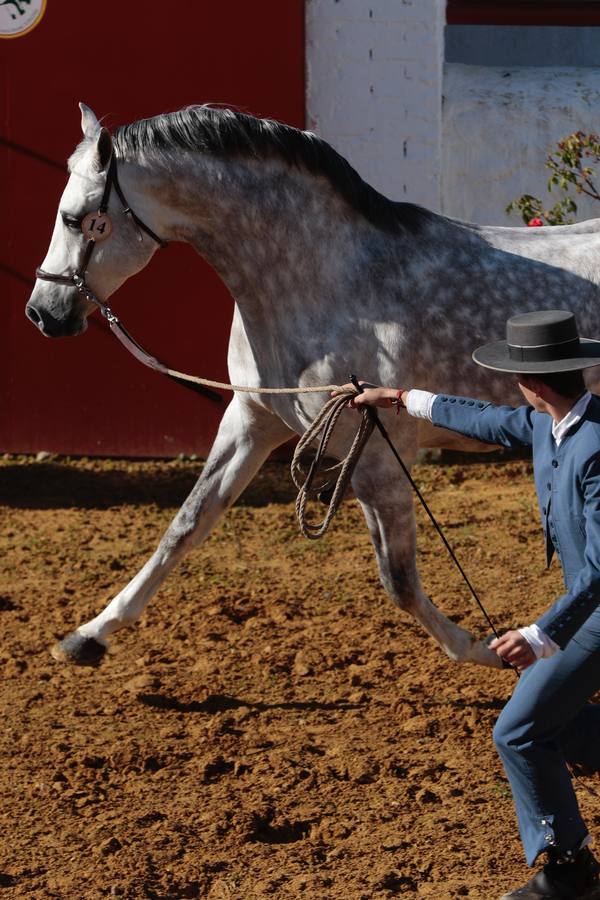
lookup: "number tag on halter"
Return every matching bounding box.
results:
[81,212,112,242]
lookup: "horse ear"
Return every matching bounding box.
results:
[95,127,113,171]
[79,102,100,138]
[79,103,112,170]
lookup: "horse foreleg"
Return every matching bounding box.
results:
[53,398,293,664]
[351,450,502,668]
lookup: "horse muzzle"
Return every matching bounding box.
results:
[25,299,87,338]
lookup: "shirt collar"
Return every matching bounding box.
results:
[552,391,592,446]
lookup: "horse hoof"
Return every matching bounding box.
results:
[51,632,107,666]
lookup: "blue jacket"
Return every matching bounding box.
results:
[431,394,600,649]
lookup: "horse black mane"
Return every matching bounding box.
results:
[113,105,434,235]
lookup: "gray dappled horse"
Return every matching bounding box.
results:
[26,103,600,670]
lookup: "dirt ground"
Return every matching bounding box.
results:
[1,453,597,899]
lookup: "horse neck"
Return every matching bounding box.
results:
[136,152,382,328]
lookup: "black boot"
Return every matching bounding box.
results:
[500,847,600,899]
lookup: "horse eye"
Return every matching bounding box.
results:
[61,213,82,231]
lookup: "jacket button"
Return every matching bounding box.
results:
[552,459,559,468]
[459,399,465,405]
[450,398,456,403]
[477,402,485,408]
[442,397,448,403]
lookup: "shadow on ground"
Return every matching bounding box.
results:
[0,460,299,510]
[0,446,530,512]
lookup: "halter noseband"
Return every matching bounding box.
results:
[35,153,167,321]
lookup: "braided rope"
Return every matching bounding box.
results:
[291,392,374,539]
[165,366,342,394]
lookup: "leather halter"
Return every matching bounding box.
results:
[33,155,221,403]
[35,153,167,319]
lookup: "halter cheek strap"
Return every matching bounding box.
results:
[105,154,166,248]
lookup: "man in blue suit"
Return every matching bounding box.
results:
[340,310,600,899]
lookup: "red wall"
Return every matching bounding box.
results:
[1,1,305,457]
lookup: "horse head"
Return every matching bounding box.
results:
[26,103,160,337]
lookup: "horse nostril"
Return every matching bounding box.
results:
[25,302,82,338]
[26,304,42,327]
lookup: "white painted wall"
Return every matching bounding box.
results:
[305,0,446,211]
[306,4,600,229]
[442,65,600,226]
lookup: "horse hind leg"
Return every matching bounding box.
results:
[53,397,293,665]
[351,454,502,668]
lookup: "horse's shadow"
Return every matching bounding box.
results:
[0,459,298,510]
[137,691,364,715]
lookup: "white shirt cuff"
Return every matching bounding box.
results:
[518,624,560,659]
[405,390,437,421]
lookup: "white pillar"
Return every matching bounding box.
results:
[306,0,446,211]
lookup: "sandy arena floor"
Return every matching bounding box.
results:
[0,454,596,899]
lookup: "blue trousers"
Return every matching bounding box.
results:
[493,619,600,866]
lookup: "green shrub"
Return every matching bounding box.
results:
[506,131,600,225]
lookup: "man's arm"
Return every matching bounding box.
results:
[536,453,600,649]
[333,384,535,449]
[429,394,534,448]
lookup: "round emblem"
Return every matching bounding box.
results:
[0,0,46,39]
[81,212,113,243]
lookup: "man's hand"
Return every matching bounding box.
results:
[331,382,407,409]
[489,629,537,671]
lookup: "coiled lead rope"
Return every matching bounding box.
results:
[291,392,374,539]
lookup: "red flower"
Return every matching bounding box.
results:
[527,217,543,227]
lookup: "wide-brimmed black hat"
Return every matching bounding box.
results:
[472,309,600,374]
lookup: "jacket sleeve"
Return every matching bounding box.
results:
[430,395,535,448]
[536,453,600,649]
